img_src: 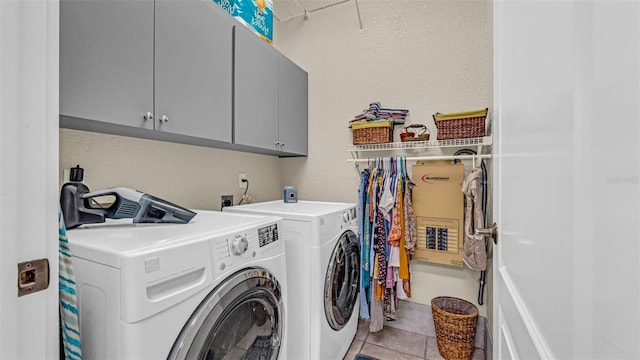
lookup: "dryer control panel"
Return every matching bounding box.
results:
[319,206,358,241]
[341,207,357,224]
[338,206,358,230]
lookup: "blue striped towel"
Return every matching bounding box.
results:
[59,209,83,359]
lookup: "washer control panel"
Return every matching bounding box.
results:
[212,221,282,275]
[258,224,279,248]
[230,235,248,256]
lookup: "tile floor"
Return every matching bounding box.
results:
[343,301,486,360]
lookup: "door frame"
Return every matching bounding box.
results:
[0,0,60,358]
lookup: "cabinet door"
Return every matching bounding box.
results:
[60,0,154,130]
[234,26,279,151]
[278,55,308,156]
[155,0,233,142]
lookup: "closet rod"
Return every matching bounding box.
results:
[349,154,491,169]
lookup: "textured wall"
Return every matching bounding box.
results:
[59,129,283,210]
[274,0,493,315]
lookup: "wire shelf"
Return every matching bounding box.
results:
[347,136,492,152]
[347,136,493,171]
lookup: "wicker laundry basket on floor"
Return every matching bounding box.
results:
[432,296,479,360]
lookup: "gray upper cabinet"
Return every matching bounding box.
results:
[60,0,154,130]
[60,0,307,157]
[278,54,308,156]
[233,25,279,152]
[60,0,233,143]
[155,0,233,142]
[234,26,308,156]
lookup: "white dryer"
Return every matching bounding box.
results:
[67,210,288,360]
[224,200,360,360]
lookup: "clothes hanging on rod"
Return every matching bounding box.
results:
[358,168,371,319]
[357,157,417,332]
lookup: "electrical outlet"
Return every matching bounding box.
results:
[221,195,234,209]
[238,173,247,189]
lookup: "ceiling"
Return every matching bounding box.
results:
[273,0,350,21]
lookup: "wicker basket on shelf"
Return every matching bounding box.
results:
[400,124,430,142]
[351,120,393,145]
[433,108,488,140]
[432,296,478,360]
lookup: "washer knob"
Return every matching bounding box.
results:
[342,211,350,223]
[231,235,248,256]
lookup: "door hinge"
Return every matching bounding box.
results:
[476,222,498,245]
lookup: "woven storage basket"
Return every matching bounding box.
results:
[351,120,393,145]
[400,124,430,142]
[433,108,488,140]
[432,296,479,360]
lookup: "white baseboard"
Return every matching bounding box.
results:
[485,319,493,359]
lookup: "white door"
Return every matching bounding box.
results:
[0,0,60,358]
[493,1,639,358]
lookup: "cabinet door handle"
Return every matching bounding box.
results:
[143,112,154,121]
[159,115,169,124]
[280,142,285,148]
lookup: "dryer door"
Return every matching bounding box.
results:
[168,268,284,360]
[324,230,360,330]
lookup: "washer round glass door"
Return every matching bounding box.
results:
[324,230,360,330]
[168,268,284,360]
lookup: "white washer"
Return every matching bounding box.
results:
[224,200,360,360]
[67,210,288,360]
